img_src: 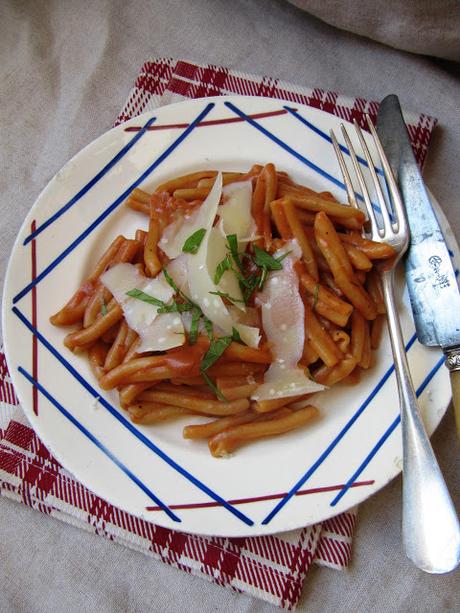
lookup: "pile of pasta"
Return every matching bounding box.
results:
[50,165,395,457]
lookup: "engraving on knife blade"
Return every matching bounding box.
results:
[428,255,450,290]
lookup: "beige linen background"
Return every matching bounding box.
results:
[287,0,460,61]
[1,1,459,612]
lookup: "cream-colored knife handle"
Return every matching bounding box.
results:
[445,347,460,441]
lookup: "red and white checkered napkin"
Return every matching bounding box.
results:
[0,59,437,609]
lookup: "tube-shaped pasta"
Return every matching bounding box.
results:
[314,212,377,320]
[144,209,162,277]
[119,382,156,407]
[137,390,249,416]
[313,355,357,386]
[371,314,386,349]
[338,232,396,259]
[183,412,257,440]
[278,186,366,227]
[223,342,272,364]
[208,406,319,457]
[262,163,277,250]
[303,302,343,367]
[64,302,124,350]
[88,342,109,380]
[270,200,292,239]
[282,199,319,281]
[296,262,353,327]
[129,403,194,424]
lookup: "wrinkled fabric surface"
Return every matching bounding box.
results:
[287,0,460,61]
[1,1,459,612]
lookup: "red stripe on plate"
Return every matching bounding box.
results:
[145,480,374,511]
[123,108,294,132]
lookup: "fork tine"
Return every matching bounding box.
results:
[329,130,359,210]
[352,119,393,237]
[340,124,379,232]
[365,115,408,237]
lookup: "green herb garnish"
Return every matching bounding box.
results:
[253,245,284,271]
[157,302,193,314]
[163,268,190,304]
[201,371,227,402]
[126,288,165,307]
[312,283,320,308]
[213,254,232,284]
[182,228,206,254]
[226,234,243,271]
[209,290,245,304]
[203,316,214,340]
[101,297,108,316]
[189,306,202,345]
[231,327,242,343]
[200,336,233,371]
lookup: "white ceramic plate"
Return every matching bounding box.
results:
[2,96,456,537]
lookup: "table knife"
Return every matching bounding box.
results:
[377,94,460,440]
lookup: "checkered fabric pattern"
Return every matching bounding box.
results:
[0,58,437,609]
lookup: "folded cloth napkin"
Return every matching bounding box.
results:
[0,58,436,610]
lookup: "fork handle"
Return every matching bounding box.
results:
[381,269,460,573]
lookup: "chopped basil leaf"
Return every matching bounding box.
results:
[163,268,183,297]
[253,245,283,271]
[275,250,292,264]
[226,234,243,271]
[213,254,232,284]
[189,306,202,345]
[257,266,268,290]
[162,268,196,306]
[126,288,165,307]
[200,336,233,371]
[312,283,320,308]
[201,371,227,402]
[100,297,108,316]
[182,228,206,254]
[203,316,214,340]
[209,290,245,304]
[157,302,193,314]
[231,327,242,343]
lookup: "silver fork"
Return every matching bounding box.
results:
[330,116,460,573]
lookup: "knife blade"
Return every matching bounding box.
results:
[376,94,460,437]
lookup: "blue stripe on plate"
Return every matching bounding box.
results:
[13,103,215,305]
[23,116,157,246]
[261,333,418,525]
[12,306,254,526]
[329,354,445,507]
[283,106,385,176]
[224,101,345,191]
[18,366,180,522]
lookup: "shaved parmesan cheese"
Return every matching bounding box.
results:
[252,240,324,400]
[160,173,222,258]
[228,305,261,328]
[236,324,261,349]
[101,263,184,352]
[251,363,323,400]
[187,226,234,334]
[137,313,185,353]
[165,254,190,295]
[219,181,255,243]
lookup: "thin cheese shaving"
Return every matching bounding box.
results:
[101,263,185,352]
[159,173,222,258]
[252,240,324,400]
